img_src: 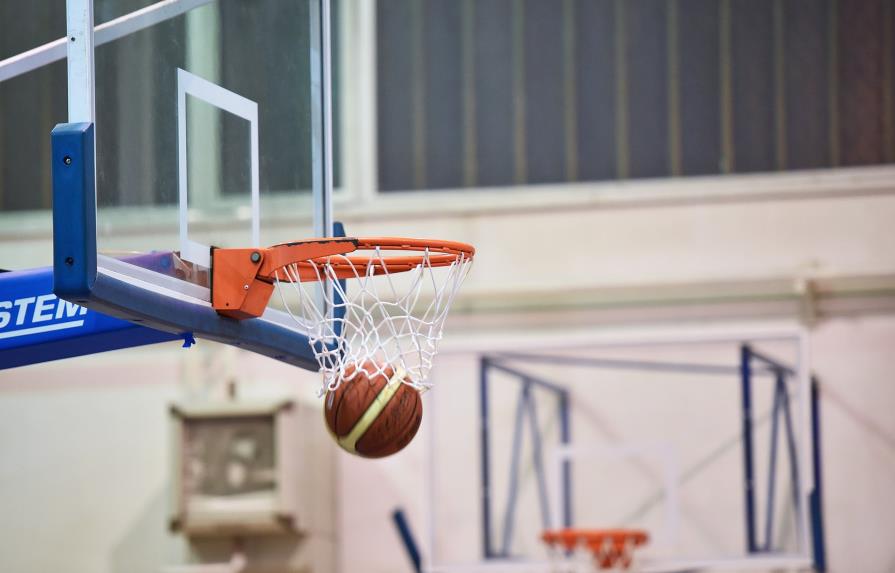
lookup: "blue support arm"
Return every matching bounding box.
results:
[50,122,319,371]
[0,267,184,370]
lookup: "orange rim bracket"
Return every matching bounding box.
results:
[211,238,359,319]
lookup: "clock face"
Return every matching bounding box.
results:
[182,416,278,498]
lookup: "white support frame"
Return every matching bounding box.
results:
[318,0,335,239]
[1,0,214,84]
[66,0,95,124]
[340,0,379,204]
[424,323,814,573]
[176,68,260,268]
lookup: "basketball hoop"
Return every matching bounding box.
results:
[211,237,475,393]
[542,528,649,571]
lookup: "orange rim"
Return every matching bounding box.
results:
[541,528,649,548]
[211,237,473,319]
[287,237,476,281]
[541,528,649,569]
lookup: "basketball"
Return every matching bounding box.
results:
[323,361,423,458]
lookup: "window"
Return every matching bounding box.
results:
[0,3,66,211]
[375,0,895,192]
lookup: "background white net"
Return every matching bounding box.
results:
[273,246,473,394]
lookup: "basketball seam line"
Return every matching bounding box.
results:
[337,368,406,454]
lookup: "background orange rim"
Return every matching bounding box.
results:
[541,528,649,548]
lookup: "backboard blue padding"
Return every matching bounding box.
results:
[51,122,96,299]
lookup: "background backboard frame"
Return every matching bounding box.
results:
[423,326,824,573]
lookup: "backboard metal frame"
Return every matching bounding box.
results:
[176,67,260,268]
[51,0,336,370]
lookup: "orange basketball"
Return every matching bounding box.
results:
[323,361,423,458]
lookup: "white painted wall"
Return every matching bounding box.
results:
[3,169,895,573]
[0,343,337,573]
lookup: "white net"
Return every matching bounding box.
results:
[273,244,473,394]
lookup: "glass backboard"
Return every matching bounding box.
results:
[52,0,333,369]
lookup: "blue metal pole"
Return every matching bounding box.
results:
[392,508,422,573]
[810,377,827,572]
[559,391,572,529]
[740,344,758,553]
[744,347,797,377]
[480,357,494,559]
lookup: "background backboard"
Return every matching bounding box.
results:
[424,330,821,572]
[52,0,334,370]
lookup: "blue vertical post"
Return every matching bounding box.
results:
[480,357,494,558]
[52,123,97,301]
[331,221,348,339]
[810,377,827,572]
[740,345,758,553]
[559,391,572,529]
